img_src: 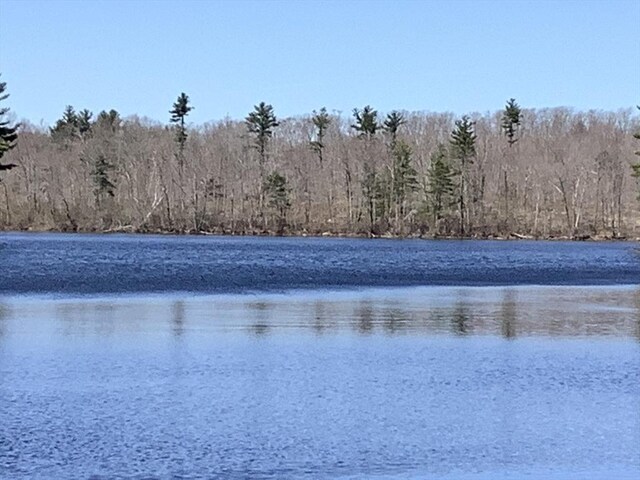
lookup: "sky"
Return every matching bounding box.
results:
[0,0,639,126]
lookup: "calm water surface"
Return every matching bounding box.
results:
[0,234,639,479]
[1,233,639,295]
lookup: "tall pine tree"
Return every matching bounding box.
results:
[310,107,330,166]
[351,105,378,141]
[501,98,522,146]
[0,75,18,169]
[426,144,455,232]
[246,102,279,226]
[632,106,640,200]
[169,92,193,171]
[382,111,407,228]
[500,98,522,230]
[246,102,279,171]
[383,111,406,149]
[450,115,476,235]
[391,140,417,229]
[352,105,379,233]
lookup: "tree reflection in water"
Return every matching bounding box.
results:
[2,285,638,340]
[247,300,271,336]
[0,303,7,339]
[634,288,640,342]
[313,300,328,335]
[171,300,185,337]
[500,289,517,339]
[356,301,374,334]
[452,297,470,336]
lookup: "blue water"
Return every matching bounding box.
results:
[1,233,639,295]
[1,234,639,479]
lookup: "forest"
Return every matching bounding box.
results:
[1,81,640,239]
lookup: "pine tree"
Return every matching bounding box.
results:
[0,75,18,168]
[169,92,193,170]
[246,102,279,170]
[382,112,407,228]
[391,140,417,226]
[361,169,378,233]
[50,105,79,144]
[91,154,116,206]
[500,98,522,231]
[632,106,640,200]
[427,144,455,231]
[263,171,290,233]
[246,102,280,227]
[450,115,476,235]
[352,105,380,233]
[96,109,122,133]
[501,98,522,146]
[351,105,378,141]
[310,107,330,166]
[77,109,93,140]
[383,111,405,148]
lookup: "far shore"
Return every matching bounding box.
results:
[1,226,639,242]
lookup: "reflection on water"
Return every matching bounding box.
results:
[247,300,272,336]
[635,288,640,341]
[56,301,118,337]
[171,300,185,336]
[501,289,517,339]
[0,303,7,338]
[1,285,639,480]
[356,300,375,334]
[312,300,329,334]
[3,285,636,340]
[452,297,470,336]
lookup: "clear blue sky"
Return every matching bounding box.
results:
[1,0,639,126]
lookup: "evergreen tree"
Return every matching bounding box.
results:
[246,102,279,169]
[501,98,522,146]
[169,92,193,170]
[310,107,330,166]
[91,154,116,206]
[351,105,378,140]
[633,163,640,200]
[361,169,378,232]
[96,109,122,133]
[373,169,392,225]
[0,75,18,167]
[246,102,279,227]
[450,115,476,235]
[77,109,93,140]
[632,106,640,200]
[352,105,380,233]
[427,144,455,230]
[382,112,408,228]
[50,105,79,144]
[392,140,417,222]
[263,171,290,232]
[500,98,522,230]
[383,111,406,148]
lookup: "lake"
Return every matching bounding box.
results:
[1,234,639,479]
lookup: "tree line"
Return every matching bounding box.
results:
[1,80,639,238]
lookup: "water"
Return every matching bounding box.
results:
[1,233,639,295]
[1,234,639,479]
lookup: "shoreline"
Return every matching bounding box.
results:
[1,227,638,242]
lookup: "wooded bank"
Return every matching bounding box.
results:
[1,98,639,239]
